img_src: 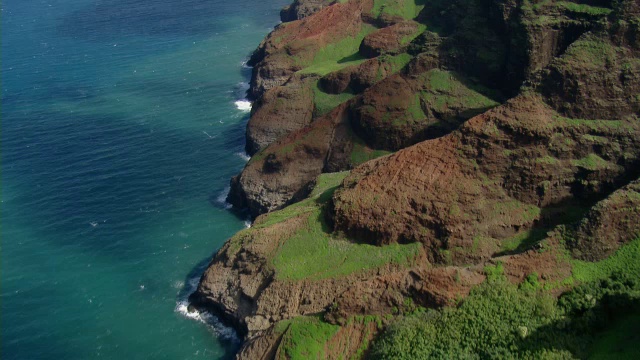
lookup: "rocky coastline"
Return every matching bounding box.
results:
[191,0,640,358]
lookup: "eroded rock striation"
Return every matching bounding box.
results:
[194,0,640,357]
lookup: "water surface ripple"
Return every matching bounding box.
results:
[1,0,288,358]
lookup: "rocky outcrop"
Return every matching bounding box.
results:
[349,69,501,151]
[242,0,374,158]
[359,21,422,57]
[230,104,352,216]
[247,0,371,99]
[318,54,412,94]
[246,75,316,155]
[565,178,640,261]
[280,0,335,22]
[539,32,640,120]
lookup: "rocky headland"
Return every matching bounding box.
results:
[191,0,640,358]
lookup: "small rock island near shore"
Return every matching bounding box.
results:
[190,0,640,358]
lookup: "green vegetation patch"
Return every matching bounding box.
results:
[371,238,640,359]
[549,116,639,146]
[255,171,351,229]
[275,316,340,360]
[553,116,632,131]
[571,153,613,171]
[572,237,640,283]
[589,313,640,360]
[275,314,384,360]
[428,68,456,92]
[521,0,611,26]
[490,200,541,224]
[272,208,420,280]
[299,58,368,77]
[390,93,425,126]
[304,25,399,115]
[370,277,565,359]
[413,69,500,123]
[253,172,419,280]
[371,266,640,359]
[268,173,420,280]
[400,23,427,45]
[557,1,612,16]
[561,36,617,69]
[375,53,413,81]
[298,25,376,77]
[382,52,413,69]
[535,155,560,165]
[313,81,355,116]
[350,133,392,166]
[253,197,317,229]
[349,315,384,359]
[372,0,426,20]
[500,228,549,253]
[362,69,501,128]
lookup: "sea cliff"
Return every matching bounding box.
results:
[191,0,640,358]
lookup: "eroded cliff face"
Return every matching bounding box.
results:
[280,0,335,22]
[231,0,636,217]
[194,0,640,358]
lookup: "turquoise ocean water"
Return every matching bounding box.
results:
[1,0,288,358]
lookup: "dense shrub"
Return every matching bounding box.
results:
[371,272,640,359]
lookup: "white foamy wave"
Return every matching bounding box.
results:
[234,100,252,112]
[175,275,240,343]
[241,60,251,69]
[244,220,252,229]
[175,301,239,342]
[235,151,250,162]
[215,187,233,210]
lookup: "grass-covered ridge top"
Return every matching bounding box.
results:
[251,171,421,280]
[273,314,382,360]
[372,0,426,20]
[298,25,376,77]
[274,316,340,360]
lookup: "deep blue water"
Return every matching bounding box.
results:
[1,0,288,358]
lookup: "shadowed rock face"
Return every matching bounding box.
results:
[280,0,335,22]
[196,0,640,358]
[245,75,316,155]
[539,32,640,120]
[565,178,640,261]
[230,104,352,217]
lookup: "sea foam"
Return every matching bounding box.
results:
[175,276,239,343]
[215,187,233,210]
[235,151,250,162]
[234,100,252,112]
